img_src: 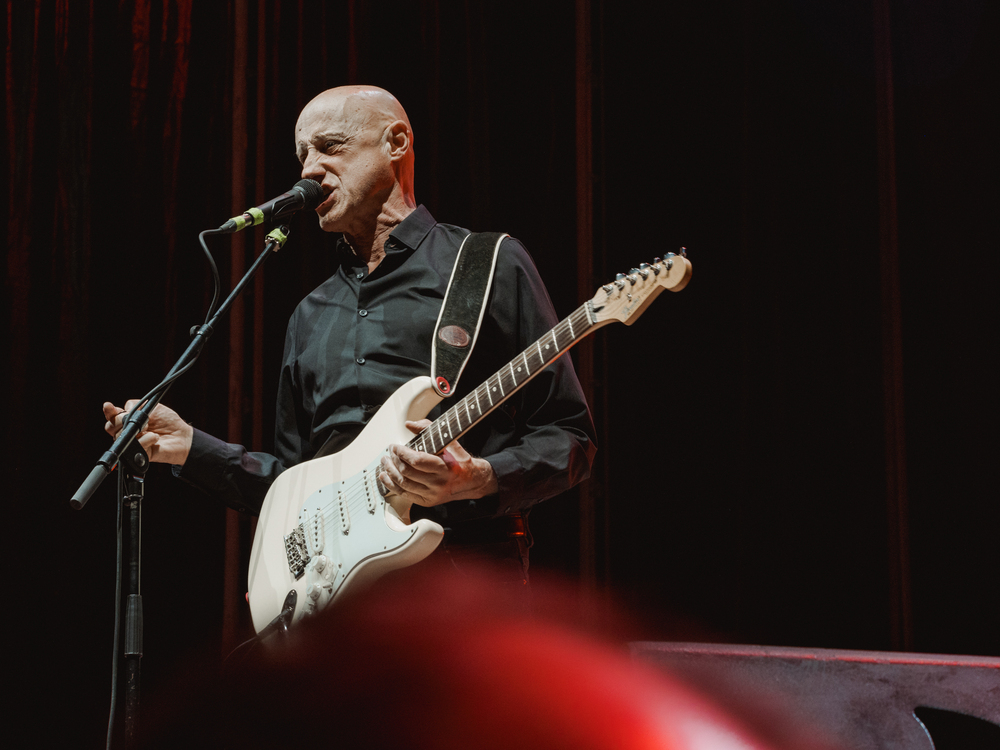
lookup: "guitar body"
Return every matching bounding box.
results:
[247,376,446,633]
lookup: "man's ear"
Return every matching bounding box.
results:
[384,120,412,162]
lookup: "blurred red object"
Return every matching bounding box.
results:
[142,561,830,749]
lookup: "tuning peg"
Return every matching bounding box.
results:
[679,247,687,257]
[638,263,650,280]
[614,273,626,290]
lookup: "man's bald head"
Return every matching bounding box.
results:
[295,85,416,238]
[301,85,412,138]
[295,86,415,186]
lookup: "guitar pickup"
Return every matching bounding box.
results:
[364,465,379,514]
[283,524,309,580]
[337,488,350,535]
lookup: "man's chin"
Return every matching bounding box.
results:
[316,212,344,234]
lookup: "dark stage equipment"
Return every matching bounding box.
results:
[632,642,1000,749]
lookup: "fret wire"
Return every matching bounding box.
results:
[439,411,449,443]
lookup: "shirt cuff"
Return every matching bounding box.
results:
[171,428,260,514]
[484,451,524,517]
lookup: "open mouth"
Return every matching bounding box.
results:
[316,191,335,213]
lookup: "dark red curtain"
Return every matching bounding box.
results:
[4,1,997,745]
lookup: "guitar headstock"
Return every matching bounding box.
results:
[590,252,692,326]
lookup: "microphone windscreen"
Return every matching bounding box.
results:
[294,179,325,209]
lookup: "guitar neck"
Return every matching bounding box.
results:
[409,302,597,455]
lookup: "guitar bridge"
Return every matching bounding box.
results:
[284,524,310,580]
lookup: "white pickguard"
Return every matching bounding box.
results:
[247,376,445,633]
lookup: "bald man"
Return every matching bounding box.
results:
[105,86,595,584]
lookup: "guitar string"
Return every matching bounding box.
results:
[297,305,596,536]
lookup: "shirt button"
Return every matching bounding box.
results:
[356,273,364,280]
[358,309,368,317]
[356,357,366,365]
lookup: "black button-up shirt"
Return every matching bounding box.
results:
[178,206,596,524]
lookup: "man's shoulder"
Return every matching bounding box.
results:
[425,218,533,264]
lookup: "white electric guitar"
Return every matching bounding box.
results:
[247,253,692,633]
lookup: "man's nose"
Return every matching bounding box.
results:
[300,155,325,182]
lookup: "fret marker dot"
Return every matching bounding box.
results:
[517,367,522,372]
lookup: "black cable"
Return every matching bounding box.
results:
[199,229,223,324]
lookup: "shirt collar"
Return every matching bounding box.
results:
[388,205,436,251]
[335,205,437,262]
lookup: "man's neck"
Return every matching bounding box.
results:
[343,193,416,273]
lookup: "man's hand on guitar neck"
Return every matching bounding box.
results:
[102,400,194,466]
[379,419,499,507]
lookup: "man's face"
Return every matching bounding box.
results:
[294,94,395,234]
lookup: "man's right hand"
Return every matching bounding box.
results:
[103,400,194,466]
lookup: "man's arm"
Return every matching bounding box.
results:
[170,316,310,514]
[102,400,288,515]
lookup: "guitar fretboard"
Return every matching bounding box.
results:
[409,302,596,455]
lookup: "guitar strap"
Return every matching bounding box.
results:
[430,232,506,398]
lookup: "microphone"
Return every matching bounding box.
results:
[219,179,325,233]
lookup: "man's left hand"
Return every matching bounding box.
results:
[379,420,498,507]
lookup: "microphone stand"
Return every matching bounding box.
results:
[120,441,148,750]
[71,225,291,749]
